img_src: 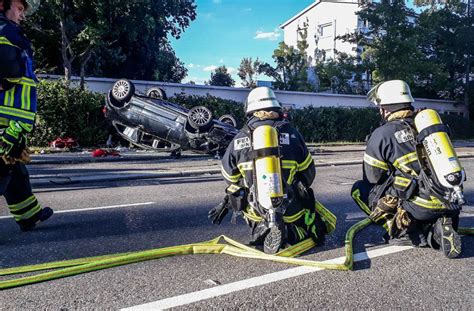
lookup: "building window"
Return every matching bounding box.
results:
[318,23,333,38]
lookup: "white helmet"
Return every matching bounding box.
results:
[367,80,414,106]
[245,87,281,114]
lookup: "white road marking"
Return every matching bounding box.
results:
[121,245,413,310]
[0,202,156,219]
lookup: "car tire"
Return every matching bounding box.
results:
[146,87,167,100]
[218,114,237,127]
[188,106,213,130]
[111,79,135,103]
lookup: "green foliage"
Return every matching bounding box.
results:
[25,0,196,82]
[337,0,472,108]
[292,107,381,142]
[259,22,314,92]
[238,57,261,88]
[207,66,235,87]
[30,80,108,147]
[441,114,474,140]
[315,52,367,94]
[343,0,423,85]
[171,93,245,127]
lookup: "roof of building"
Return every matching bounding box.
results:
[280,1,320,29]
[280,0,360,29]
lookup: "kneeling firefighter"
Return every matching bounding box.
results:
[0,0,53,231]
[209,87,329,254]
[351,80,465,258]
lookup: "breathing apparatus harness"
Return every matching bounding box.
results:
[393,109,465,209]
[242,120,287,218]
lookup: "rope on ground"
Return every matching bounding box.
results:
[0,221,472,290]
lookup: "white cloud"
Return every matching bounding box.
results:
[212,0,221,4]
[203,65,218,72]
[188,63,195,68]
[242,8,252,12]
[227,67,237,74]
[254,29,281,41]
[219,59,224,63]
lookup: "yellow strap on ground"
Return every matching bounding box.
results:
[0,220,472,290]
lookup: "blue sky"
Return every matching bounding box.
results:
[170,0,315,86]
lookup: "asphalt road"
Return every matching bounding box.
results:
[0,159,473,309]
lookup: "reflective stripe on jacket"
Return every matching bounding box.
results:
[0,14,38,127]
[363,111,442,209]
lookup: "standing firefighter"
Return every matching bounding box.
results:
[351,80,465,258]
[0,0,53,231]
[209,87,329,254]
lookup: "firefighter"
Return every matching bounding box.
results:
[0,0,53,232]
[209,87,326,253]
[351,80,462,258]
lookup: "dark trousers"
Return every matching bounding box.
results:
[0,161,41,224]
[351,179,459,223]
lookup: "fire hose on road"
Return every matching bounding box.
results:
[0,216,472,290]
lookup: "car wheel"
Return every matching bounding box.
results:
[111,79,135,103]
[188,106,213,130]
[146,87,167,100]
[218,114,237,127]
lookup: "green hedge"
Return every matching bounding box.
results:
[441,114,474,140]
[28,84,474,147]
[292,106,381,142]
[30,80,108,147]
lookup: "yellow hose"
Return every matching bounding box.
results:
[0,220,471,290]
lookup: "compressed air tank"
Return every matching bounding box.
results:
[414,109,464,189]
[252,125,284,210]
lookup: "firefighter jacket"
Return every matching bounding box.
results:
[221,116,315,192]
[0,12,37,130]
[363,110,445,210]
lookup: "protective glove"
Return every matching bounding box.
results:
[389,207,412,239]
[2,148,31,165]
[0,121,27,159]
[369,195,398,224]
[208,196,230,225]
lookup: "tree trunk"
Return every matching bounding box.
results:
[59,1,74,85]
[80,49,92,90]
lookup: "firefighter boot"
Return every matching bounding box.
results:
[431,216,461,259]
[18,207,54,232]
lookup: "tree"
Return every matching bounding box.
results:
[413,0,473,109]
[208,66,235,87]
[25,0,196,84]
[238,57,261,88]
[339,0,425,86]
[315,52,367,94]
[259,23,313,91]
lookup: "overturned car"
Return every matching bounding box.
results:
[104,79,239,156]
